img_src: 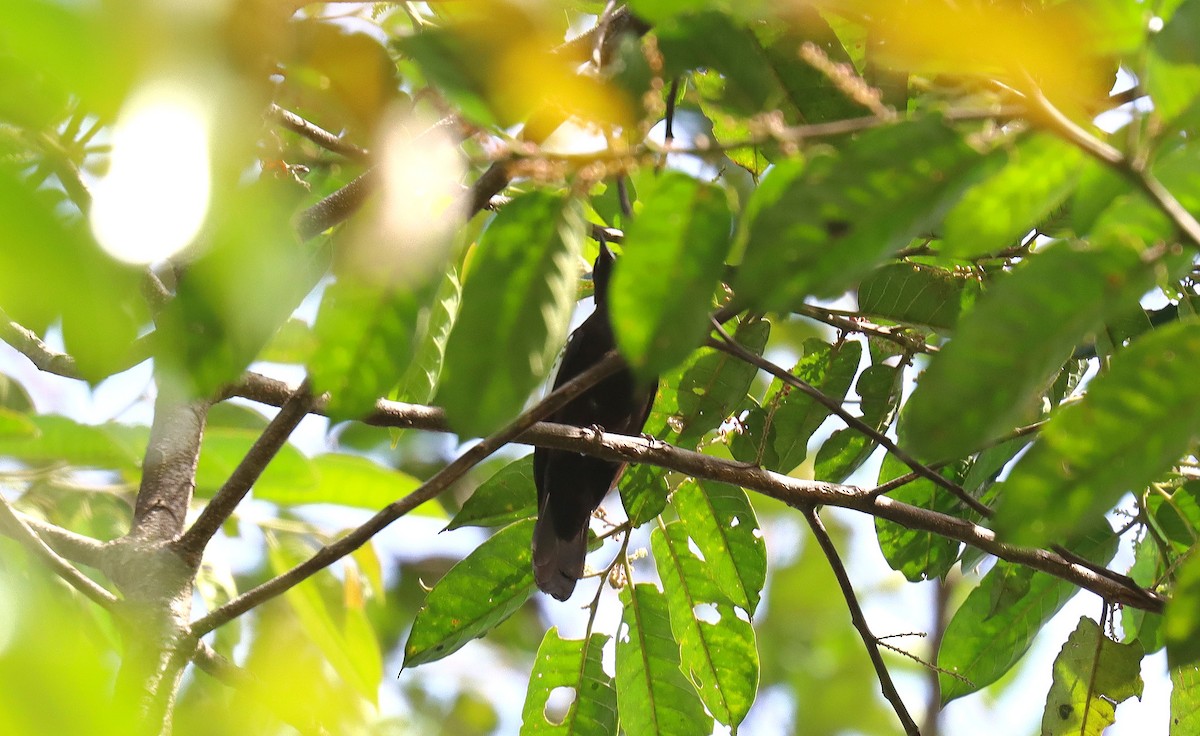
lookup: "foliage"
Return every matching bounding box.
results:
[1,1,1199,735]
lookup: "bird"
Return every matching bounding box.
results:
[532,239,657,601]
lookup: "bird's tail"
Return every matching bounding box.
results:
[532,513,587,602]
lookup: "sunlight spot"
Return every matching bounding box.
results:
[91,80,211,264]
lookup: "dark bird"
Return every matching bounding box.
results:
[532,240,657,601]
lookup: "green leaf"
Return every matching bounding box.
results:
[439,192,583,436]
[734,339,859,474]
[262,453,424,511]
[1166,551,1200,669]
[1040,617,1144,736]
[194,428,316,500]
[857,262,979,331]
[942,133,1083,259]
[155,181,314,397]
[994,321,1200,547]
[901,240,1159,462]
[396,29,497,128]
[0,408,37,439]
[938,521,1118,703]
[0,415,144,471]
[393,265,461,405]
[1146,0,1200,126]
[609,172,732,378]
[267,532,383,703]
[445,455,536,531]
[309,279,424,421]
[615,583,713,736]
[519,629,616,736]
[1172,660,1200,736]
[620,318,769,525]
[403,519,536,668]
[673,479,766,614]
[874,453,962,582]
[652,523,759,727]
[813,361,902,483]
[734,118,981,311]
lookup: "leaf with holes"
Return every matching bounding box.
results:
[1040,617,1143,736]
[673,479,766,614]
[616,584,712,736]
[403,519,536,668]
[519,629,615,736]
[652,522,758,728]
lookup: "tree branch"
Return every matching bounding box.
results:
[269,104,370,162]
[226,371,1165,613]
[175,380,314,565]
[127,389,210,543]
[802,505,919,736]
[706,324,993,517]
[0,491,118,607]
[6,511,109,567]
[190,351,627,636]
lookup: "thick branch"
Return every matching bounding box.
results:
[227,371,1165,613]
[128,389,209,543]
[175,381,313,564]
[802,506,919,736]
[191,352,626,635]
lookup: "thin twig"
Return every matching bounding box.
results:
[706,324,992,517]
[175,380,314,564]
[5,512,109,566]
[226,370,1165,613]
[802,505,919,735]
[269,104,370,161]
[0,492,118,607]
[190,351,627,636]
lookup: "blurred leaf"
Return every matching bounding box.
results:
[194,427,316,499]
[994,322,1200,547]
[874,454,961,582]
[1166,551,1200,669]
[281,453,424,510]
[857,262,978,331]
[394,266,461,406]
[258,318,317,365]
[267,533,383,703]
[0,415,144,471]
[734,118,980,311]
[939,521,1118,703]
[309,279,424,421]
[901,241,1159,462]
[1146,0,1200,126]
[439,192,583,436]
[0,408,37,439]
[942,133,1083,259]
[1040,617,1143,736]
[615,583,713,736]
[156,181,314,397]
[403,519,535,668]
[1150,482,1200,550]
[609,172,732,378]
[1172,660,1200,736]
[519,629,616,736]
[652,523,759,727]
[446,455,536,531]
[673,479,766,614]
[0,373,34,413]
[0,168,146,382]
